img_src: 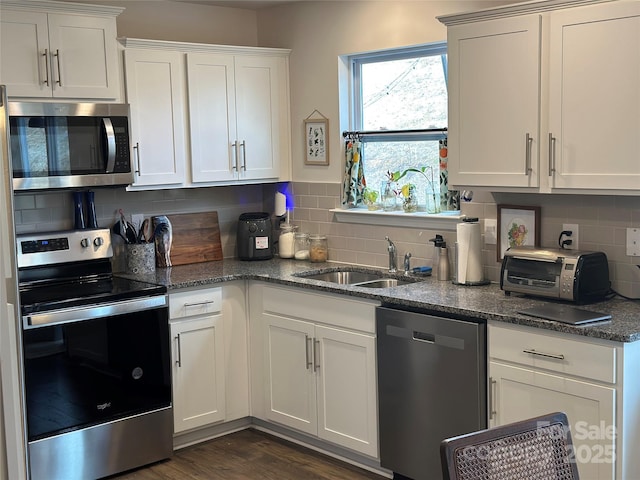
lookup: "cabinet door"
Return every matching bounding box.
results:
[448,15,540,188]
[124,49,187,187]
[315,325,378,457]
[264,314,317,436]
[171,315,226,433]
[490,361,615,480]
[235,55,283,181]
[548,2,640,190]
[187,53,238,183]
[0,10,50,97]
[46,14,119,99]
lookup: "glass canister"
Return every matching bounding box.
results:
[278,223,297,258]
[309,234,328,263]
[294,232,310,260]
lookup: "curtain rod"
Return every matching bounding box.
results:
[342,127,447,138]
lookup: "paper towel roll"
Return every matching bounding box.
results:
[275,192,287,217]
[456,221,483,284]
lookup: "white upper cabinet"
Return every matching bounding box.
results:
[548,1,640,191]
[441,0,640,194]
[187,52,289,185]
[124,49,187,188]
[0,1,121,99]
[121,38,291,189]
[447,15,541,188]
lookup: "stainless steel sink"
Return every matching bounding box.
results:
[300,271,382,284]
[296,269,418,288]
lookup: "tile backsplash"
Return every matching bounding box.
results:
[13,181,640,298]
[289,182,640,299]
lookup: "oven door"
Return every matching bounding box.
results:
[22,299,170,442]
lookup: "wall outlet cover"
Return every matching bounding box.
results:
[626,228,640,256]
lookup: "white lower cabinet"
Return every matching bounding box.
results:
[169,282,248,434]
[488,321,640,480]
[251,282,379,458]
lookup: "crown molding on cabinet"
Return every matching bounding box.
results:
[0,0,124,16]
[437,0,616,25]
[119,38,291,57]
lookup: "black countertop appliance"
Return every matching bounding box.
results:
[237,212,273,260]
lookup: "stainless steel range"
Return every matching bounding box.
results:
[17,228,172,480]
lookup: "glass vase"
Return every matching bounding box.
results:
[425,187,441,214]
[381,181,399,211]
[403,185,418,213]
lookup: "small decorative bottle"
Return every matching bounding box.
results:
[72,192,85,230]
[85,191,98,229]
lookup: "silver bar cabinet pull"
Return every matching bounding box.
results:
[133,142,141,175]
[305,335,312,370]
[525,133,533,175]
[54,49,62,86]
[232,141,238,172]
[548,133,556,176]
[42,49,50,86]
[175,334,182,367]
[184,300,215,308]
[240,140,247,171]
[313,339,320,372]
[523,348,565,360]
[489,377,497,420]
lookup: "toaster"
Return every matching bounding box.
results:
[500,247,610,303]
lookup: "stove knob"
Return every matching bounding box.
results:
[80,238,90,248]
[94,237,104,247]
[249,223,257,233]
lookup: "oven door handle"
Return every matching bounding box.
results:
[23,295,167,329]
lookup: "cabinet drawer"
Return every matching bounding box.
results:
[169,287,222,319]
[489,323,616,384]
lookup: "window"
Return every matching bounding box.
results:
[349,42,449,210]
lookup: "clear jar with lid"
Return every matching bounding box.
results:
[294,233,310,260]
[309,234,328,263]
[278,223,297,258]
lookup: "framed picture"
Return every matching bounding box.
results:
[497,204,541,261]
[304,118,329,165]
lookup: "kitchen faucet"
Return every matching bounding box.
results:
[404,252,412,275]
[385,236,397,273]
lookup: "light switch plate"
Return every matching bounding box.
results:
[626,228,640,256]
[484,219,497,245]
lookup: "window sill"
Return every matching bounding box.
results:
[329,208,464,231]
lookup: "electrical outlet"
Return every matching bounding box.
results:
[562,223,579,250]
[626,228,640,256]
[484,219,497,245]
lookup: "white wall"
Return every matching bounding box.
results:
[256,1,518,183]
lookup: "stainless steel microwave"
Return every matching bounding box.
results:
[9,102,133,191]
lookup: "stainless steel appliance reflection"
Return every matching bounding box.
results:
[17,229,172,480]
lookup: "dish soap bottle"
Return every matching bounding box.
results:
[430,235,450,281]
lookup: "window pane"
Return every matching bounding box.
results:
[363,140,440,208]
[361,56,447,131]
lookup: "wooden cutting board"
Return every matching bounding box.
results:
[164,211,223,266]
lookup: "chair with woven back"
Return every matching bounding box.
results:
[440,411,580,480]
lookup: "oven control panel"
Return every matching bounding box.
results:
[17,229,113,268]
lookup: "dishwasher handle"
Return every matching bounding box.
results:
[385,324,465,350]
[413,331,435,343]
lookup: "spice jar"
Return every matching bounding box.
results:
[278,223,297,258]
[309,234,328,263]
[294,232,310,260]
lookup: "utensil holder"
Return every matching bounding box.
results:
[126,243,156,274]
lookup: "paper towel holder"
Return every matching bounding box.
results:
[452,217,490,286]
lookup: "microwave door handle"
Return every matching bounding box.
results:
[102,117,116,173]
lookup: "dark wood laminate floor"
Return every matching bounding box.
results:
[111,429,386,480]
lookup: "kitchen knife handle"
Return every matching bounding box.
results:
[305,335,312,370]
[313,339,320,372]
[42,49,50,86]
[175,334,182,367]
[525,133,533,175]
[54,49,62,86]
[548,133,556,176]
[523,348,565,360]
[489,377,497,420]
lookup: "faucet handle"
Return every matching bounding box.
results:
[385,236,395,248]
[404,252,412,273]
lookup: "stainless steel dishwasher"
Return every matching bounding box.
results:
[376,305,486,480]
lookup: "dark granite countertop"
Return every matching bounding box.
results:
[119,258,640,343]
